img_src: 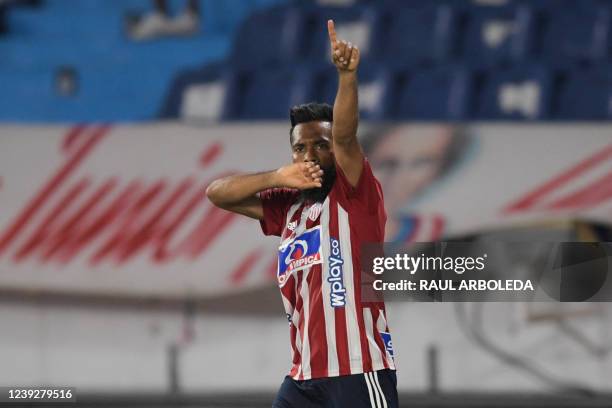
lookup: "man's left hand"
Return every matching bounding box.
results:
[328,19,360,72]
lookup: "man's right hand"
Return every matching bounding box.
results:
[206,163,323,220]
[275,162,324,190]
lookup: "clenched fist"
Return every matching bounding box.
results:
[328,19,360,72]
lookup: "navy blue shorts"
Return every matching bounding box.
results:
[272,369,398,408]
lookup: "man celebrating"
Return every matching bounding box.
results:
[206,20,398,408]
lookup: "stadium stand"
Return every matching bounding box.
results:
[473,64,553,120]
[537,0,611,63]
[158,0,612,122]
[458,3,535,66]
[1,0,612,122]
[393,65,473,120]
[371,3,457,66]
[0,0,286,122]
[555,65,612,120]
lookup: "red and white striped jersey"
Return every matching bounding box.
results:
[260,158,396,380]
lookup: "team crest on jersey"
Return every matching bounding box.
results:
[287,220,297,231]
[380,332,394,358]
[308,203,322,221]
[277,226,322,286]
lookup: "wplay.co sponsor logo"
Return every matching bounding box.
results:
[328,237,346,307]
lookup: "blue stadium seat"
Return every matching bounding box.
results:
[0,5,6,35]
[201,0,290,34]
[158,61,227,120]
[229,5,301,69]
[392,65,473,120]
[459,4,535,66]
[517,0,606,12]
[539,1,611,62]
[299,5,377,64]
[556,66,612,120]
[473,65,553,120]
[224,67,303,120]
[370,3,458,66]
[301,62,393,120]
[298,0,375,5]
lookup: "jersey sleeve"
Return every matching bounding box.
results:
[259,188,298,236]
[333,156,385,215]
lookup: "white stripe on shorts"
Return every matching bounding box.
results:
[364,372,377,408]
[372,371,388,408]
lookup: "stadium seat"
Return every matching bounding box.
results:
[392,65,473,120]
[302,62,393,120]
[0,5,6,35]
[158,61,227,120]
[555,66,612,120]
[538,1,611,62]
[224,67,303,120]
[473,65,553,120]
[370,3,458,66]
[202,0,291,34]
[459,4,535,66]
[299,5,377,63]
[229,5,302,69]
[307,0,370,6]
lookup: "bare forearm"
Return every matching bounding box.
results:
[333,71,359,146]
[206,171,278,208]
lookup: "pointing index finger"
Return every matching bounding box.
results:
[327,19,337,47]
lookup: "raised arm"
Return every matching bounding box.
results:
[206,162,324,219]
[328,19,363,187]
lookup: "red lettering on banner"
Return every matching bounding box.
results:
[14,178,91,262]
[548,171,612,210]
[199,142,222,167]
[152,183,207,263]
[40,179,117,262]
[62,124,87,152]
[230,247,264,284]
[0,125,110,256]
[114,179,194,264]
[50,180,141,264]
[504,144,612,213]
[266,255,278,281]
[180,204,237,258]
[90,180,167,264]
[0,128,251,270]
[153,171,235,263]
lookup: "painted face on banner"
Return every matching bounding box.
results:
[369,125,455,215]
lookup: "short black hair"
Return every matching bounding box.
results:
[289,102,333,141]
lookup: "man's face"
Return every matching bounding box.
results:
[290,121,334,168]
[291,121,336,201]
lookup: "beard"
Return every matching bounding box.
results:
[300,164,337,203]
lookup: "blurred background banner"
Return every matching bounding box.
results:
[0,123,609,299]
